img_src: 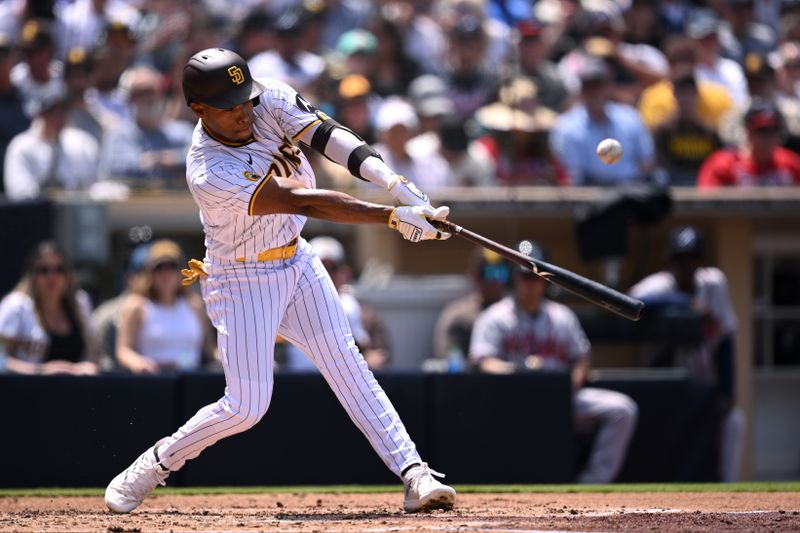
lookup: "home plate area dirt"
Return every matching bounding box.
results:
[1,492,798,532]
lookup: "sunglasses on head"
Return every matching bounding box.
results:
[34,264,66,276]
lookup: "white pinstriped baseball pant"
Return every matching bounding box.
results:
[156,238,421,476]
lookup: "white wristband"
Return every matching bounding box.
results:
[359,155,396,190]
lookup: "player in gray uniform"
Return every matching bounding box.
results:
[629,226,743,481]
[470,241,638,483]
[104,48,455,514]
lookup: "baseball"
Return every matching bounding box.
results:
[596,138,623,164]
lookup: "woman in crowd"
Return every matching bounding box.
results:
[116,239,213,374]
[0,241,99,374]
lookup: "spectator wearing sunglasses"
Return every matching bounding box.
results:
[0,241,99,375]
[698,99,800,186]
[116,240,214,374]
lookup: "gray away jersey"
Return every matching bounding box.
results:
[469,296,590,371]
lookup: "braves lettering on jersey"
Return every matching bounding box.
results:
[153,78,423,478]
[469,296,590,370]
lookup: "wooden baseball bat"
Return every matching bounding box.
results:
[433,220,644,321]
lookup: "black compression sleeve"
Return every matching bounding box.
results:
[310,119,337,153]
[348,144,383,180]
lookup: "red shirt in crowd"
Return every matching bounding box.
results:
[697,147,800,187]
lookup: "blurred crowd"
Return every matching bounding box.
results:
[1,0,800,200]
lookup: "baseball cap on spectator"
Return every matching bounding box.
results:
[744,53,775,85]
[408,75,454,118]
[100,20,136,46]
[744,99,782,130]
[686,15,719,40]
[375,97,419,132]
[668,227,705,258]
[237,10,274,37]
[301,0,326,22]
[515,19,544,40]
[146,239,183,269]
[450,14,484,41]
[20,20,53,52]
[338,74,371,100]
[309,236,346,266]
[471,249,512,285]
[64,47,92,77]
[336,29,377,56]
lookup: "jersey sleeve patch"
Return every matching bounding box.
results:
[190,160,270,215]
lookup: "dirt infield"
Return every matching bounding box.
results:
[1,491,798,532]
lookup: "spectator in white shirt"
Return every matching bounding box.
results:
[116,240,213,374]
[371,97,453,190]
[10,20,66,118]
[687,14,749,107]
[4,88,99,200]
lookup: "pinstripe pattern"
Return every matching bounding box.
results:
[152,78,422,478]
[157,242,421,476]
[185,79,319,263]
[277,254,419,474]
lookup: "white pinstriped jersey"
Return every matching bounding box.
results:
[185,78,322,262]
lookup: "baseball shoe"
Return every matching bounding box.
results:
[402,463,456,513]
[105,440,170,513]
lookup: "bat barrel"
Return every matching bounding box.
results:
[431,219,644,321]
[533,259,644,321]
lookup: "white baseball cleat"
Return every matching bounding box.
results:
[402,463,456,513]
[105,441,170,513]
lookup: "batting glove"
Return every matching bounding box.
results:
[387,175,431,208]
[388,206,451,242]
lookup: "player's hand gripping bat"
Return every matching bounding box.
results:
[431,220,644,321]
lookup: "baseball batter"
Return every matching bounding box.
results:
[104,48,456,514]
[469,241,638,484]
